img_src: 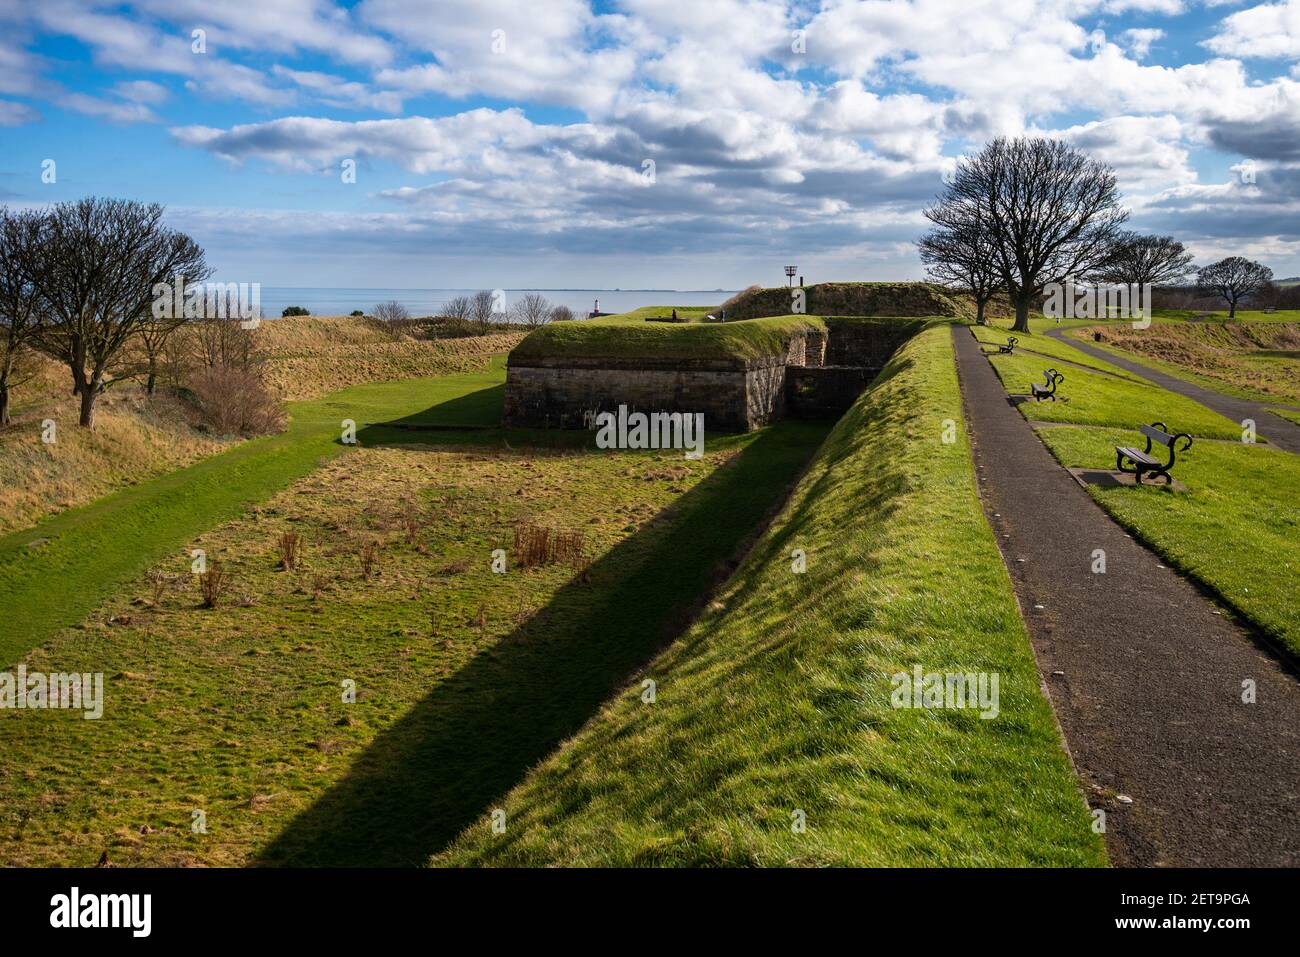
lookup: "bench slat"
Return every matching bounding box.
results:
[1140,424,1175,446]
[1117,446,1157,465]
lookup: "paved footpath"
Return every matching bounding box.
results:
[952,325,1300,866]
[1046,327,1300,453]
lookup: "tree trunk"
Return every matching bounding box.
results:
[146,356,157,395]
[1229,299,1237,319]
[975,297,987,326]
[1011,293,1032,333]
[0,380,9,427]
[78,373,101,429]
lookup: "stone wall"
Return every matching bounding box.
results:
[786,366,877,419]
[503,355,790,432]
[503,319,922,433]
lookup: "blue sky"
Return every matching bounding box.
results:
[2,0,1299,288]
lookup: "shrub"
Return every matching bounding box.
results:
[282,306,310,317]
[277,531,302,571]
[549,305,576,322]
[358,540,380,579]
[350,310,365,317]
[198,563,227,609]
[187,365,287,438]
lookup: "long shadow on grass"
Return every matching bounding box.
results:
[383,384,505,428]
[257,420,827,866]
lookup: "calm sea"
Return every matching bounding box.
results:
[256,288,735,319]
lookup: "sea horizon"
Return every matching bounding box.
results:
[253,287,737,319]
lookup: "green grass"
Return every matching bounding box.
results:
[435,324,1105,867]
[591,305,718,324]
[1063,323,1300,407]
[1036,425,1300,657]
[0,357,510,669]
[510,313,826,362]
[1150,308,1300,324]
[1270,407,1300,427]
[0,416,829,866]
[969,324,1144,381]
[987,352,1243,439]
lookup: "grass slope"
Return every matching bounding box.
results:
[1037,426,1300,657]
[0,419,829,866]
[1071,322,1300,407]
[436,324,1104,867]
[0,357,509,669]
[510,314,826,362]
[968,323,1144,382]
[987,351,1242,440]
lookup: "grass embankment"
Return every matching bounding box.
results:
[969,323,1143,381]
[1037,427,1300,657]
[986,351,1242,439]
[592,305,717,324]
[1071,321,1300,407]
[0,388,232,535]
[0,358,509,670]
[978,326,1300,657]
[720,282,973,322]
[0,418,829,866]
[254,315,526,401]
[511,314,826,363]
[437,324,1105,867]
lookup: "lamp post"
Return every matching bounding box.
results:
[784,265,797,287]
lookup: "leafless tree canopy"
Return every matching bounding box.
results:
[512,292,553,328]
[33,198,210,427]
[1098,232,1196,288]
[374,300,411,325]
[0,208,47,425]
[548,304,576,322]
[1197,256,1273,319]
[442,295,472,322]
[469,290,496,332]
[918,204,999,325]
[924,137,1128,332]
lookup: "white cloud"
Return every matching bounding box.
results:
[1205,0,1300,59]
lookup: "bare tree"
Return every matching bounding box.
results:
[1098,232,1195,288]
[512,293,553,328]
[33,198,210,428]
[927,137,1129,333]
[469,290,496,333]
[918,205,999,325]
[549,304,576,322]
[374,300,410,325]
[1197,256,1273,319]
[194,315,258,371]
[0,208,46,426]
[441,295,472,322]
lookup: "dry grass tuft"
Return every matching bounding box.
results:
[513,521,587,569]
[198,564,227,609]
[277,531,303,571]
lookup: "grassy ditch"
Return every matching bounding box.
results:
[436,323,1104,867]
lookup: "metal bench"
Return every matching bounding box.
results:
[997,336,1018,354]
[1030,368,1064,402]
[1116,422,1192,485]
